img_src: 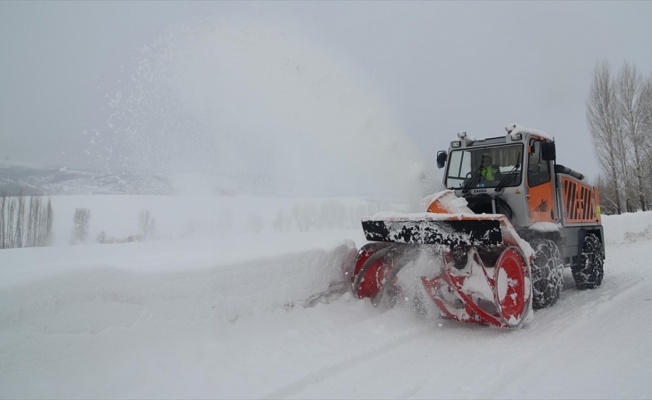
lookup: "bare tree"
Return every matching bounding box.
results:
[41,198,54,246]
[15,197,25,247]
[71,208,91,244]
[616,63,648,211]
[587,60,623,214]
[0,193,6,249]
[594,175,619,215]
[6,196,17,246]
[643,73,652,136]
[641,74,652,202]
[27,196,39,246]
[587,62,652,214]
[0,195,54,248]
[138,209,155,240]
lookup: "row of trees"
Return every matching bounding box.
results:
[0,194,54,249]
[587,61,652,214]
[73,208,156,244]
[1,194,158,248]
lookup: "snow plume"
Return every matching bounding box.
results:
[92,17,438,202]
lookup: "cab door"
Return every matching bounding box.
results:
[526,138,555,223]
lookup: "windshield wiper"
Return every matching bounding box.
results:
[495,163,521,193]
[462,166,484,194]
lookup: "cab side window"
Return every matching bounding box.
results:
[528,139,551,187]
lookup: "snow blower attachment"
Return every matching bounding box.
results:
[351,124,605,328]
[352,191,534,328]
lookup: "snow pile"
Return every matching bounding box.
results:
[528,221,560,232]
[602,211,652,245]
[420,189,470,213]
[0,235,356,325]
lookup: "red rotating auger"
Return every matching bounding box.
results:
[350,191,534,328]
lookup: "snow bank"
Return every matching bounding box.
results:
[0,232,358,398]
[602,211,652,245]
[0,233,357,322]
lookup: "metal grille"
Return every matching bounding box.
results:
[561,177,596,223]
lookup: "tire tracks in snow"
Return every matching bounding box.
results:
[472,241,652,399]
[260,322,432,399]
[266,239,651,399]
[539,243,649,332]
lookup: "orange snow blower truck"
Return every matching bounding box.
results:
[350,124,605,328]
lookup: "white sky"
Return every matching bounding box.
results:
[2,1,651,182]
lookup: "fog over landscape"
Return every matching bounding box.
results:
[91,18,437,200]
[3,1,652,197]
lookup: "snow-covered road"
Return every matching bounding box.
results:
[1,202,651,399]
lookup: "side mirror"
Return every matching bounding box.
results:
[436,150,448,169]
[541,141,556,161]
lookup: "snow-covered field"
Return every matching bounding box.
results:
[1,195,651,399]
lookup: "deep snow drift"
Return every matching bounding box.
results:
[1,195,651,399]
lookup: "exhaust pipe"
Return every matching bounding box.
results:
[555,164,584,180]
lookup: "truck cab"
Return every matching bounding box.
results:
[436,123,604,266]
[351,123,606,324]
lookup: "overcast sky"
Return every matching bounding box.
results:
[2,1,652,185]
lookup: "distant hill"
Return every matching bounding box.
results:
[0,161,298,197]
[0,161,174,195]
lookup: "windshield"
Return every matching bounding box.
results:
[445,144,523,189]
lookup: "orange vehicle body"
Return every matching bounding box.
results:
[350,124,605,328]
